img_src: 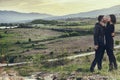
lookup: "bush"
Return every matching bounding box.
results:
[42,59,70,68]
[117,53,120,62]
[115,40,120,45]
[15,41,21,44]
[31,19,58,25]
[4,31,8,34]
[70,31,80,36]
[28,38,32,42]
[32,44,35,48]
[0,34,3,38]
[61,32,70,37]
[50,51,54,55]
[60,31,80,38]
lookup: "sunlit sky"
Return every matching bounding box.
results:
[0,0,120,16]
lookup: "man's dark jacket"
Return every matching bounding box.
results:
[94,23,105,46]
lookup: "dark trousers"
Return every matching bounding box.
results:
[106,44,117,66]
[90,45,105,69]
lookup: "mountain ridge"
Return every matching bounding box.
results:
[48,5,120,20]
[0,5,120,23]
[0,10,53,23]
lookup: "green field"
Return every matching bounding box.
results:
[0,23,120,79]
[0,25,95,62]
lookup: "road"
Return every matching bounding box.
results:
[0,45,120,67]
[48,45,120,61]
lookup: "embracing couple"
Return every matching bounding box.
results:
[90,14,118,72]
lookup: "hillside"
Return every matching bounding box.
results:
[1,5,120,23]
[49,5,120,20]
[0,10,53,23]
[0,21,120,79]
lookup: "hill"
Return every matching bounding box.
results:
[49,5,120,20]
[0,10,53,23]
[1,5,120,23]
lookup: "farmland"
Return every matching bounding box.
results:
[0,19,120,79]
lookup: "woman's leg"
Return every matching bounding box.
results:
[106,45,117,70]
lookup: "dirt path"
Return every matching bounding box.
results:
[0,45,120,67]
[48,45,120,61]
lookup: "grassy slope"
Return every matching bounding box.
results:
[4,51,120,79]
[0,24,120,79]
[0,26,94,58]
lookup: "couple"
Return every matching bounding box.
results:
[90,14,118,72]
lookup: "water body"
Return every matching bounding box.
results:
[0,26,18,29]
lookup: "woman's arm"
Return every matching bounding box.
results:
[111,25,115,37]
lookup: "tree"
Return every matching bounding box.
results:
[0,44,8,63]
[28,38,32,42]
[0,34,3,38]
[15,41,21,44]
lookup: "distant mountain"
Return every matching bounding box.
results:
[1,5,120,23]
[0,10,53,23]
[49,5,120,20]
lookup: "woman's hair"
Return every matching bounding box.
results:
[110,14,116,24]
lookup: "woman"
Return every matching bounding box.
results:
[105,14,118,71]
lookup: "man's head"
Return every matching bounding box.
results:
[98,15,104,22]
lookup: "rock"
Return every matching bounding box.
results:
[0,70,25,80]
[2,76,10,80]
[82,75,109,80]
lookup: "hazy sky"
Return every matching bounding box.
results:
[0,0,120,15]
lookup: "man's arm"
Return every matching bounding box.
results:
[94,25,99,49]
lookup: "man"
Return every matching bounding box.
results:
[90,15,106,72]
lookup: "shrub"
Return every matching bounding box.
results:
[117,53,120,62]
[60,31,80,38]
[32,44,35,48]
[28,38,32,42]
[0,34,3,38]
[42,59,70,68]
[115,40,120,45]
[50,51,54,55]
[61,32,70,37]
[70,31,80,36]
[4,31,8,34]
[31,19,58,25]
[15,41,21,44]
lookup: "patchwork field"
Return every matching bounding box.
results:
[0,23,120,79]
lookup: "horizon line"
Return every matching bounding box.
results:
[0,4,120,16]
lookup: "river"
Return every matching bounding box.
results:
[0,26,18,29]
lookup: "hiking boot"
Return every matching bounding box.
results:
[113,63,118,70]
[98,65,102,70]
[90,67,94,72]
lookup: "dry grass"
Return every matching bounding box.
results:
[9,28,62,41]
[47,35,94,53]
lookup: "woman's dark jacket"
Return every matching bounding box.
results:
[105,23,115,48]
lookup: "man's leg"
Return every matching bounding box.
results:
[97,45,105,70]
[90,47,100,72]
